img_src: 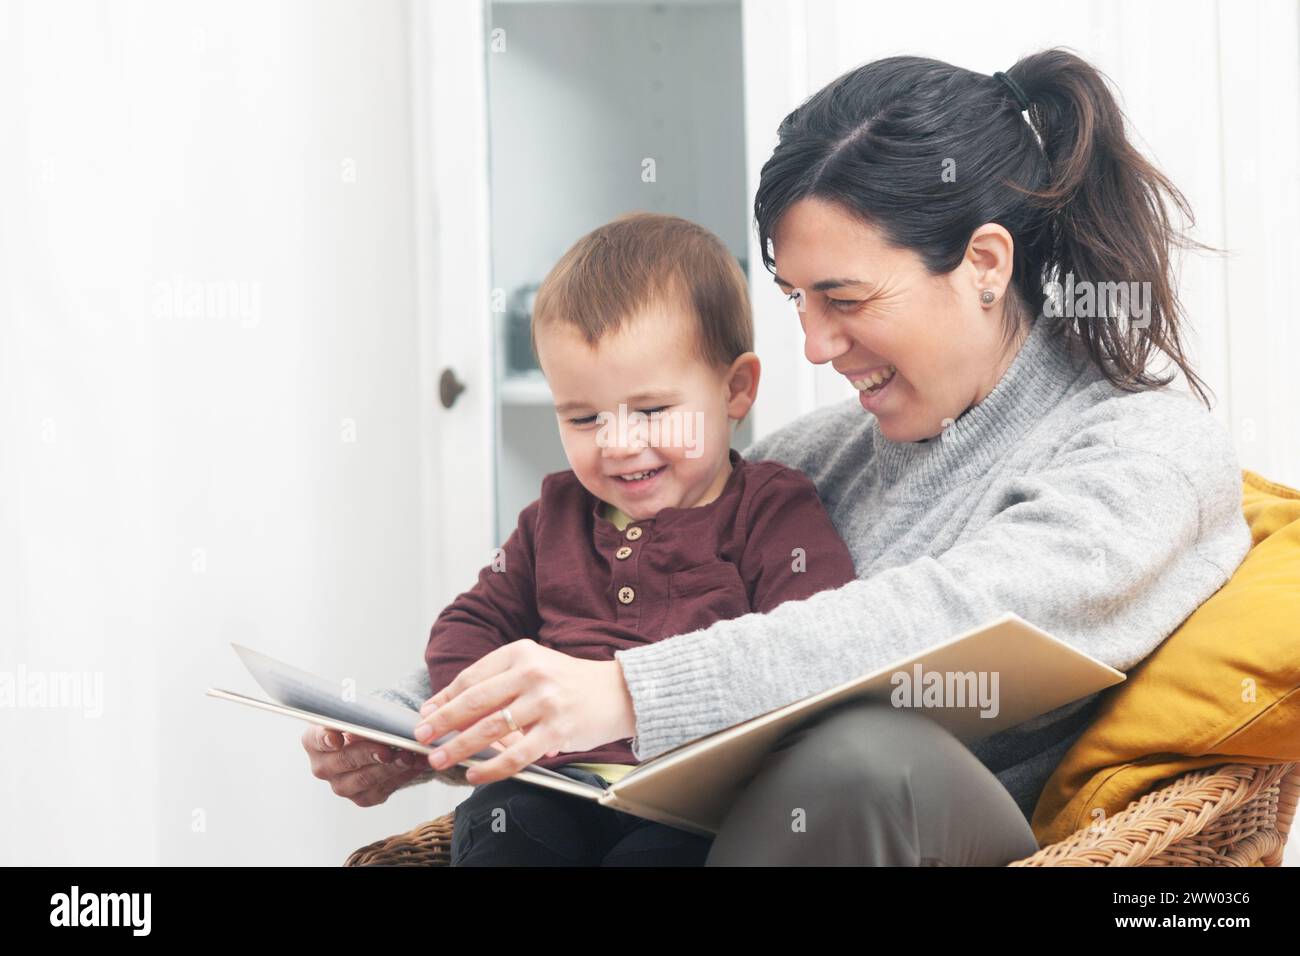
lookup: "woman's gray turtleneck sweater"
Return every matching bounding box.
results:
[376,315,1252,822]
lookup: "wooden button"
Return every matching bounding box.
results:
[615,546,632,560]
[625,526,643,541]
[617,586,636,604]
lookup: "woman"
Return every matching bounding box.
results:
[303,49,1251,865]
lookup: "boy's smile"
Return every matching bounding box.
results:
[538,301,759,522]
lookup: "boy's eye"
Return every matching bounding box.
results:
[567,406,668,426]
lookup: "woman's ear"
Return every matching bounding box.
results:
[964,223,1016,299]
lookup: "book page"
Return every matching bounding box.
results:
[230,643,576,784]
[235,644,428,738]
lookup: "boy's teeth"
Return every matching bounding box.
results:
[618,468,660,481]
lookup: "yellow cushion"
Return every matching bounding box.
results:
[1031,470,1300,846]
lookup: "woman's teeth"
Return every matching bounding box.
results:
[617,467,663,482]
[851,366,896,392]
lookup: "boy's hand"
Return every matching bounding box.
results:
[301,725,430,807]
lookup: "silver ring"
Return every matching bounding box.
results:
[500,707,521,734]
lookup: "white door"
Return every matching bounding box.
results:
[413,0,498,619]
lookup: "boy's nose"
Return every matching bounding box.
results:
[601,438,648,458]
[598,415,651,456]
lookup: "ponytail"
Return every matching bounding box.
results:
[1009,49,1214,406]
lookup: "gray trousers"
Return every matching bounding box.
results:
[705,697,1041,866]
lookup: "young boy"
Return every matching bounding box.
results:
[427,212,857,865]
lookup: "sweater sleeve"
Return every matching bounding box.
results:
[424,496,544,696]
[616,410,1252,761]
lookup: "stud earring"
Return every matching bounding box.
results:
[980,289,996,305]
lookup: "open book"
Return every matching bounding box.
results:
[208,612,1124,837]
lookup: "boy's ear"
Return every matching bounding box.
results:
[724,351,760,422]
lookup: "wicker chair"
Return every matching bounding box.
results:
[344,759,1299,867]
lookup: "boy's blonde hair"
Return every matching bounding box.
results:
[530,212,753,372]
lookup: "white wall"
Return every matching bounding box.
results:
[0,0,444,865]
[743,0,1300,491]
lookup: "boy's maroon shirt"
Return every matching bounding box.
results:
[425,447,858,770]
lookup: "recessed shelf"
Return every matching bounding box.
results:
[486,0,745,539]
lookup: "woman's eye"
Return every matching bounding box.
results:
[785,290,802,307]
[827,298,864,313]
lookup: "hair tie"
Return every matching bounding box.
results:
[993,71,1030,112]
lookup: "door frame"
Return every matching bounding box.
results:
[410,0,497,616]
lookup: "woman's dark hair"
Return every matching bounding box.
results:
[754,48,1215,407]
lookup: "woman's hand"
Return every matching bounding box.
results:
[414,639,637,785]
[301,725,431,807]
[489,730,526,751]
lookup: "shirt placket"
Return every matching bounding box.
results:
[612,521,647,628]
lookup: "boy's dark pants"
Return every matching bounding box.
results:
[451,699,1040,866]
[450,765,712,866]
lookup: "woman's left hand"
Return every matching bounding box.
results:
[413,639,637,784]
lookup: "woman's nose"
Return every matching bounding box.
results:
[801,303,852,366]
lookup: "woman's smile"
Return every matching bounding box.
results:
[854,367,899,411]
[840,363,900,411]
